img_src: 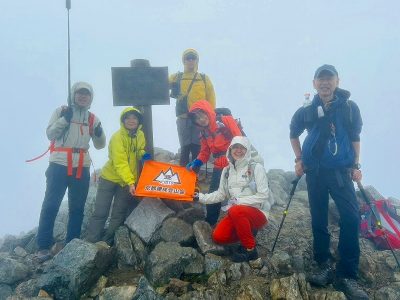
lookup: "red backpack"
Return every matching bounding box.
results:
[360,199,400,249]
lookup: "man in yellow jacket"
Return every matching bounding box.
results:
[85,107,149,245]
[170,48,216,166]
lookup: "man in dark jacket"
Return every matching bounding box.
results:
[290,65,368,299]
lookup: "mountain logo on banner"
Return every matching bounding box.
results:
[153,167,181,186]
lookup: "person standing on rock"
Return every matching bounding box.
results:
[187,100,242,226]
[85,107,150,245]
[169,48,216,167]
[36,82,106,262]
[290,65,368,299]
[196,136,272,262]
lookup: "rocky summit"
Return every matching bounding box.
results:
[0,148,399,299]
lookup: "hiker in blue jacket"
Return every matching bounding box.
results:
[290,65,368,300]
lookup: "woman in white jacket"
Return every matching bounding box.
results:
[198,136,273,262]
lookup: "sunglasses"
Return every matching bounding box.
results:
[184,55,198,61]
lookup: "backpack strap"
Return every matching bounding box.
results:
[88,111,95,136]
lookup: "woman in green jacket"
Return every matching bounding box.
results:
[86,107,149,245]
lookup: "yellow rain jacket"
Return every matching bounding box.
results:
[169,48,216,115]
[101,107,146,186]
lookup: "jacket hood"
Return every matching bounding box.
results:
[182,48,199,73]
[189,100,217,132]
[71,81,93,109]
[227,136,252,165]
[119,107,143,134]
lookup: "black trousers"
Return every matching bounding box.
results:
[205,168,223,226]
[306,168,360,279]
[37,163,90,250]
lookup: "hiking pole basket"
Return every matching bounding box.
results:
[357,181,400,269]
[271,176,302,254]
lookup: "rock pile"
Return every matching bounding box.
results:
[0,149,399,299]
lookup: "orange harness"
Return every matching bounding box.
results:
[49,144,87,179]
[26,111,95,180]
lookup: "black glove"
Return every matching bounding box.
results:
[94,123,103,137]
[60,106,73,123]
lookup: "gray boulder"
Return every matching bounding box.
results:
[184,250,204,275]
[145,242,197,286]
[125,198,174,244]
[154,147,177,163]
[130,231,147,268]
[38,239,114,299]
[0,284,12,300]
[374,282,400,300]
[175,206,206,224]
[193,221,225,255]
[270,273,307,300]
[115,226,138,268]
[14,278,40,298]
[99,285,137,300]
[204,253,225,275]
[0,256,30,284]
[132,276,163,300]
[160,217,194,246]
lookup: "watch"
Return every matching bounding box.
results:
[352,163,361,170]
[295,157,302,163]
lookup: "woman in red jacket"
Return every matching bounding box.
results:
[187,100,242,225]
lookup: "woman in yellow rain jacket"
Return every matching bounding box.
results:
[86,107,149,245]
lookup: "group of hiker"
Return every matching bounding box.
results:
[34,48,368,299]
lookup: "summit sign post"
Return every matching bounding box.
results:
[111,59,169,157]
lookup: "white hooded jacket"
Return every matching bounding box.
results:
[47,82,106,168]
[199,136,273,218]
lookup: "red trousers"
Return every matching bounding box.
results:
[212,205,267,249]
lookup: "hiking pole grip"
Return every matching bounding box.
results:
[66,0,71,9]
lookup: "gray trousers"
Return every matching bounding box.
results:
[177,117,200,147]
[86,177,138,244]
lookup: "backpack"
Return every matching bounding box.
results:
[360,199,400,250]
[215,107,264,165]
[301,99,355,169]
[170,72,207,99]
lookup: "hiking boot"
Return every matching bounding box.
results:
[333,278,369,300]
[232,247,258,262]
[307,262,334,287]
[34,249,52,263]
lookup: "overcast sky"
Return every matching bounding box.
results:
[1,0,399,237]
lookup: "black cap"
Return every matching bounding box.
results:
[314,64,338,79]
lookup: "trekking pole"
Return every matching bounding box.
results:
[271,176,302,254]
[66,0,72,106]
[356,181,400,269]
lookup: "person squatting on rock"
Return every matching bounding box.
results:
[290,65,368,300]
[195,136,272,262]
[36,82,106,262]
[85,107,150,246]
[186,100,242,226]
[169,48,216,167]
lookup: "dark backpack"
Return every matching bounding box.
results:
[215,107,244,135]
[360,199,400,250]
